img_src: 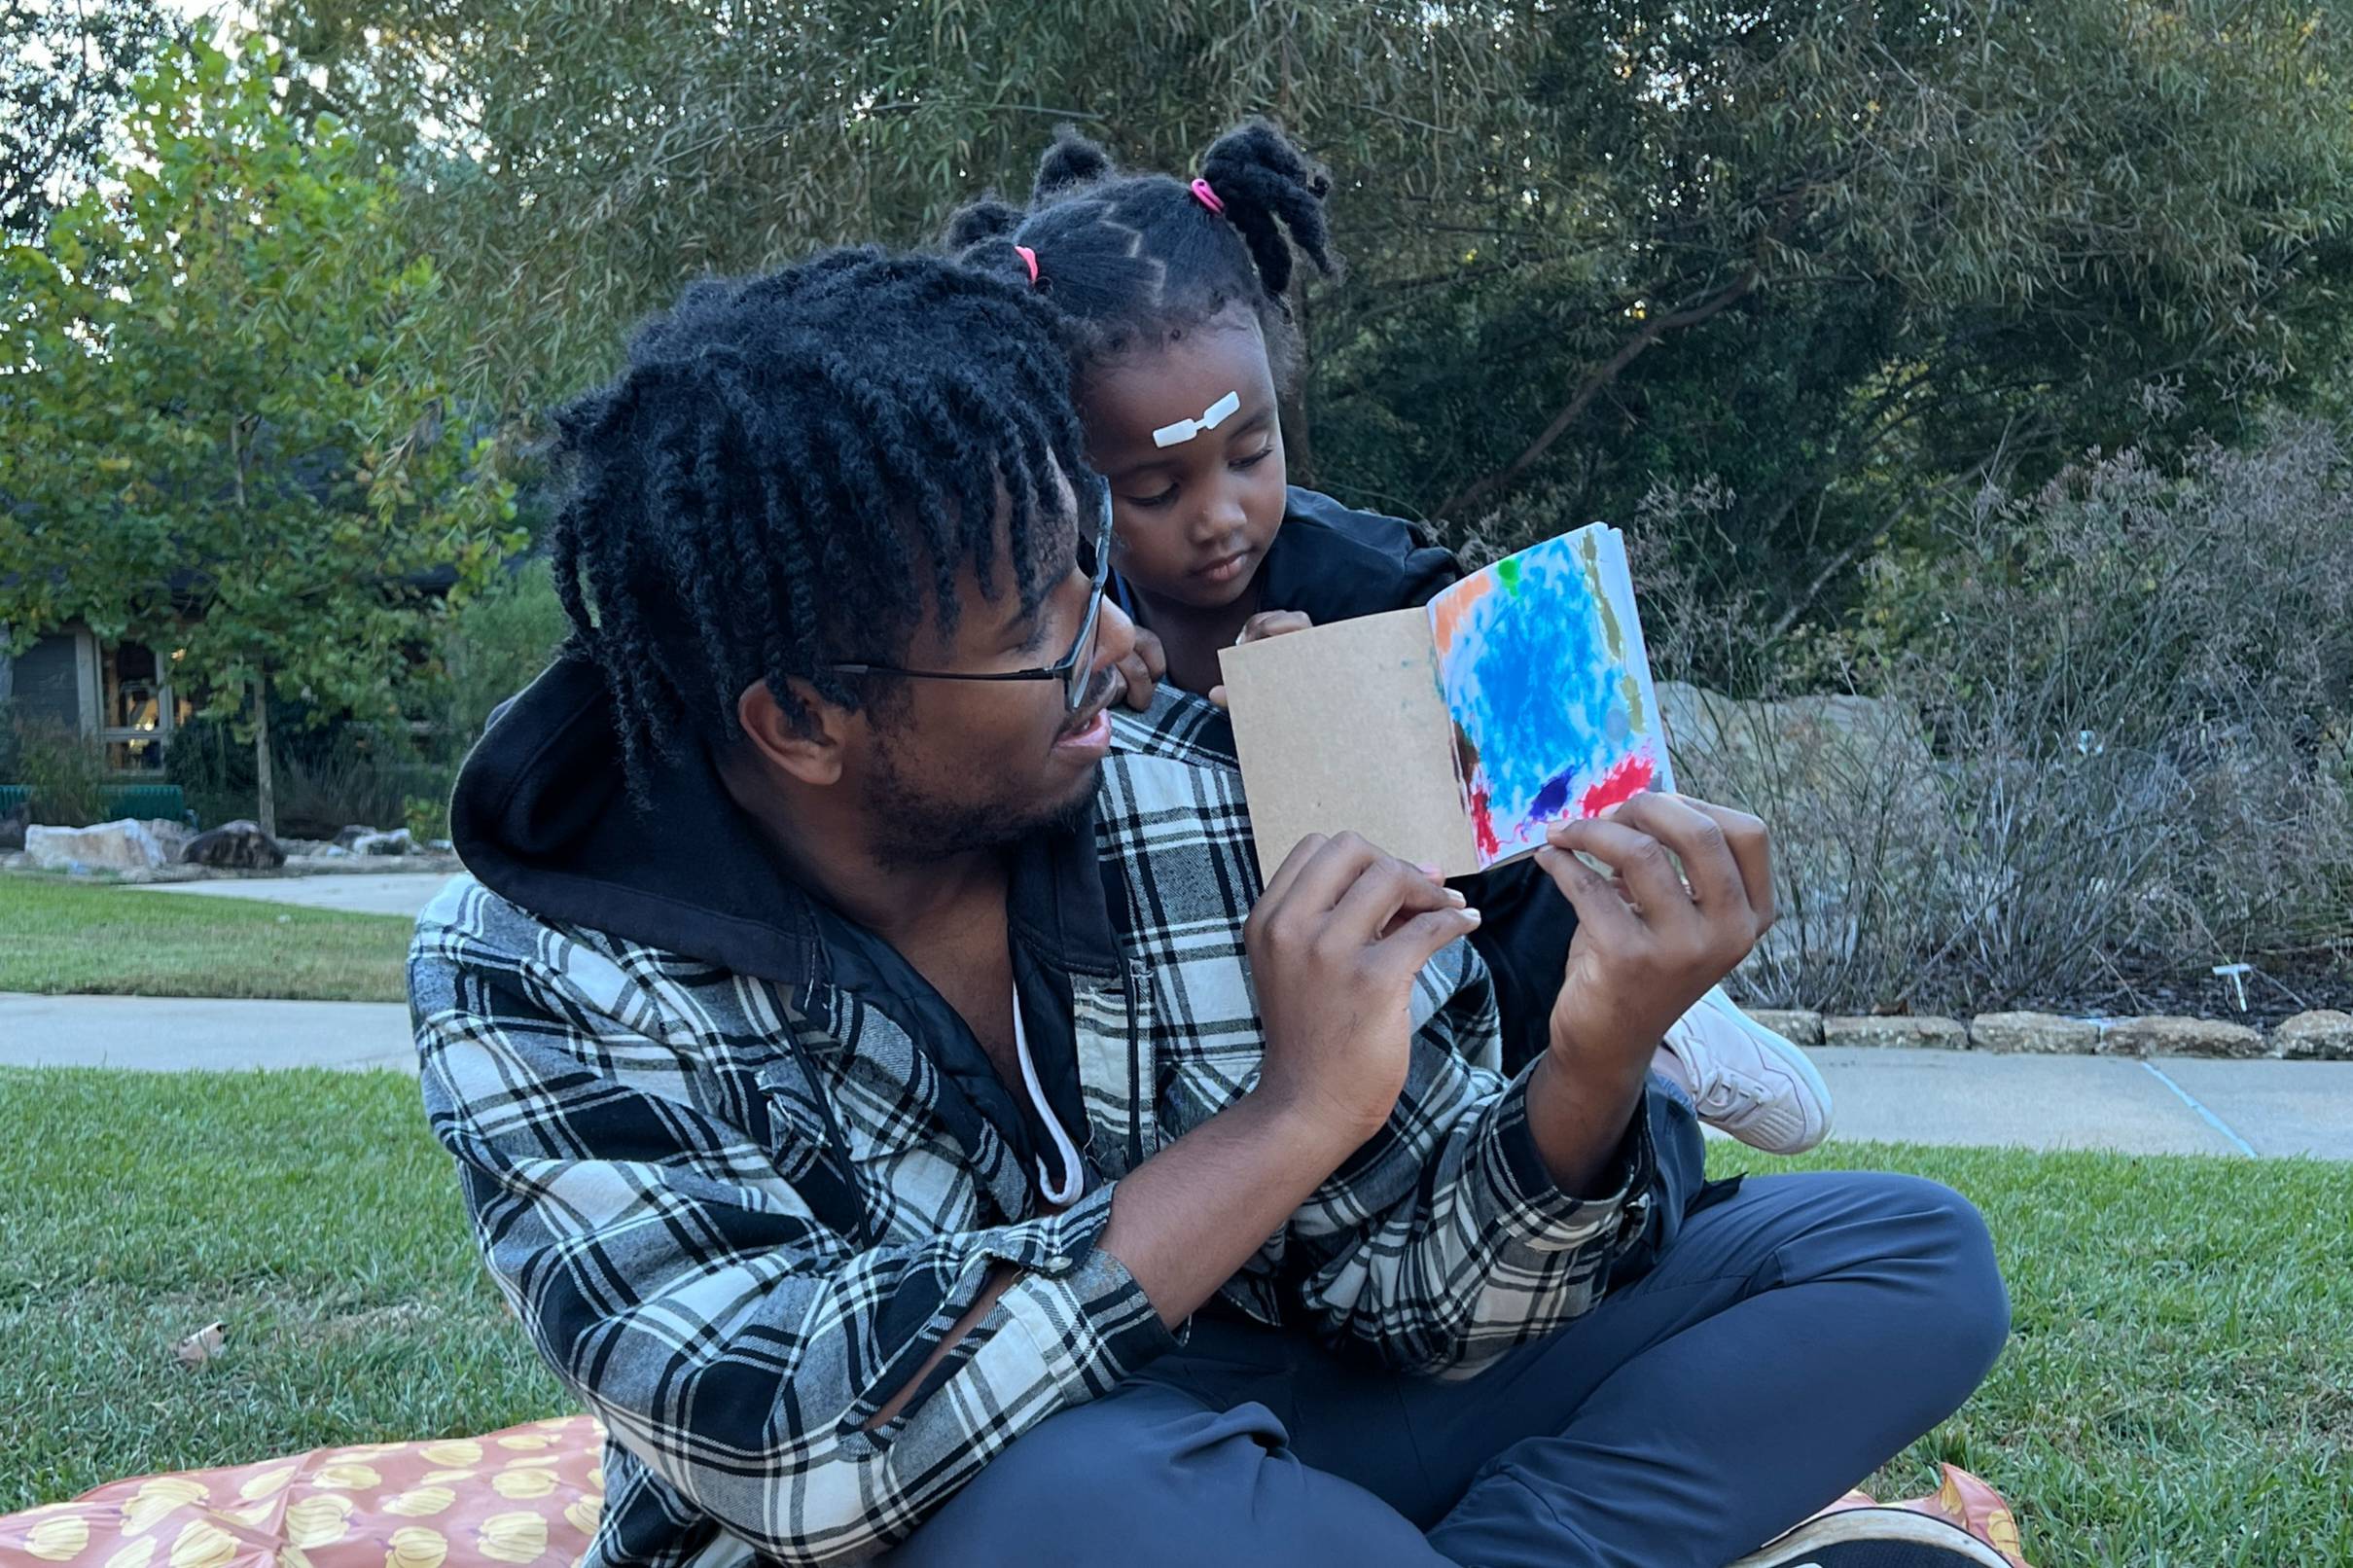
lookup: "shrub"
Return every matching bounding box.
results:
[443,558,567,749]
[8,718,113,828]
[1656,416,2353,1014]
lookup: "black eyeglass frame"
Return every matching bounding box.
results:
[825,481,1114,715]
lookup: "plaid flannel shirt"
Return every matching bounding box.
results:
[410,691,1658,1568]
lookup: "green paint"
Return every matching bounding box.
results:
[1496,555,1523,593]
[1580,532,1625,660]
[1621,670,1647,731]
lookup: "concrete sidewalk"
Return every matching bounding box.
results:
[1792,1046,2353,1159]
[4,994,2349,1158]
[0,992,415,1072]
[128,872,456,918]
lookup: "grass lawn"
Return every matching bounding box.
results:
[0,877,411,1001]
[4,1068,2347,1567]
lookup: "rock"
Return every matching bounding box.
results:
[139,818,195,861]
[1659,682,1956,976]
[2273,1011,2353,1061]
[0,803,25,853]
[2101,1015,2267,1058]
[1970,1011,2100,1053]
[181,820,288,870]
[350,828,413,856]
[1743,1009,1825,1047]
[26,818,169,872]
[1823,1016,1969,1050]
[333,824,380,850]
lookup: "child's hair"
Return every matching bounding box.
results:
[944,119,1339,386]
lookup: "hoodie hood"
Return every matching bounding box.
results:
[450,654,836,987]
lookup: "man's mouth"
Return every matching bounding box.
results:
[1056,666,1125,749]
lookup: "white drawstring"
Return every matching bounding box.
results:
[1012,995,1087,1207]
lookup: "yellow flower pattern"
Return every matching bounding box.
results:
[4,1414,2018,1568]
[24,1518,88,1563]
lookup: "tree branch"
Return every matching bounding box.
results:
[1436,268,1761,519]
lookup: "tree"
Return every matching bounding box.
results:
[0,41,520,836]
[265,1,2353,679]
[3,0,180,242]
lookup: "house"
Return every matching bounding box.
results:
[0,624,193,772]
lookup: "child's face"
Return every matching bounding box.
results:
[1081,310,1288,612]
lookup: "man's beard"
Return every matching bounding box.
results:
[863,727,1100,871]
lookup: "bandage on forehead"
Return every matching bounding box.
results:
[1151,390,1242,448]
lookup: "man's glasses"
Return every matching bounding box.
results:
[827,481,1114,715]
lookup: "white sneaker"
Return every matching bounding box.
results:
[1656,986,1833,1155]
[1728,1506,2014,1567]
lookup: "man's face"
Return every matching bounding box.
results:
[850,487,1137,867]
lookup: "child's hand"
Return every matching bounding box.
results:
[1119,626,1168,710]
[1208,611,1316,708]
[1535,794,1775,1087]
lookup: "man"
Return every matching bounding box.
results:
[410,247,2010,1568]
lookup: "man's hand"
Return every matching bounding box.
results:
[1208,610,1315,708]
[1524,794,1776,1192]
[1119,625,1169,710]
[1244,832,1481,1148]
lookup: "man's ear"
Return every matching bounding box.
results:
[736,676,851,787]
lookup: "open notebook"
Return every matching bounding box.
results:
[1218,523,1674,881]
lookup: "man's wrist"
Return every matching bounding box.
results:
[1525,1045,1650,1197]
[1238,1080,1379,1176]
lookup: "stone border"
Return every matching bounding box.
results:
[1746,1007,2353,1061]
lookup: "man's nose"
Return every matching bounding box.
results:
[1094,596,1139,672]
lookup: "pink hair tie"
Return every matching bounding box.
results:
[1014,244,1040,285]
[1189,177,1226,216]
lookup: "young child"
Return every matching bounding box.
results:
[947,122,1832,1154]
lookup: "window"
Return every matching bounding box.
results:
[97,640,186,773]
[8,634,83,731]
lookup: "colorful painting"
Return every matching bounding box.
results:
[1427,523,1673,868]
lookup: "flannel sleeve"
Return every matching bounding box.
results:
[1279,951,1662,1379]
[410,916,1172,1566]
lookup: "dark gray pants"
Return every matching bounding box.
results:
[884,1139,2009,1568]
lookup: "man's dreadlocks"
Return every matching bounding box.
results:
[546,246,1087,798]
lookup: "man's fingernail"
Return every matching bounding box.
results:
[1460,908,1482,925]
[1444,888,1468,907]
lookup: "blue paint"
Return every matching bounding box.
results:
[1528,767,1574,822]
[1440,533,1627,840]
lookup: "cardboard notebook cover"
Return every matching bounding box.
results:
[1219,524,1674,884]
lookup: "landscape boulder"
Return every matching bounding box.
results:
[2273,1011,2353,1061]
[1744,1009,1826,1047]
[332,824,379,850]
[139,818,196,862]
[350,828,413,856]
[1822,1016,1969,1050]
[1658,682,1955,977]
[182,820,288,871]
[2100,1015,2267,1058]
[26,818,170,872]
[1969,1012,2100,1053]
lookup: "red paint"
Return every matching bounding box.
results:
[1470,782,1501,860]
[1580,753,1655,817]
